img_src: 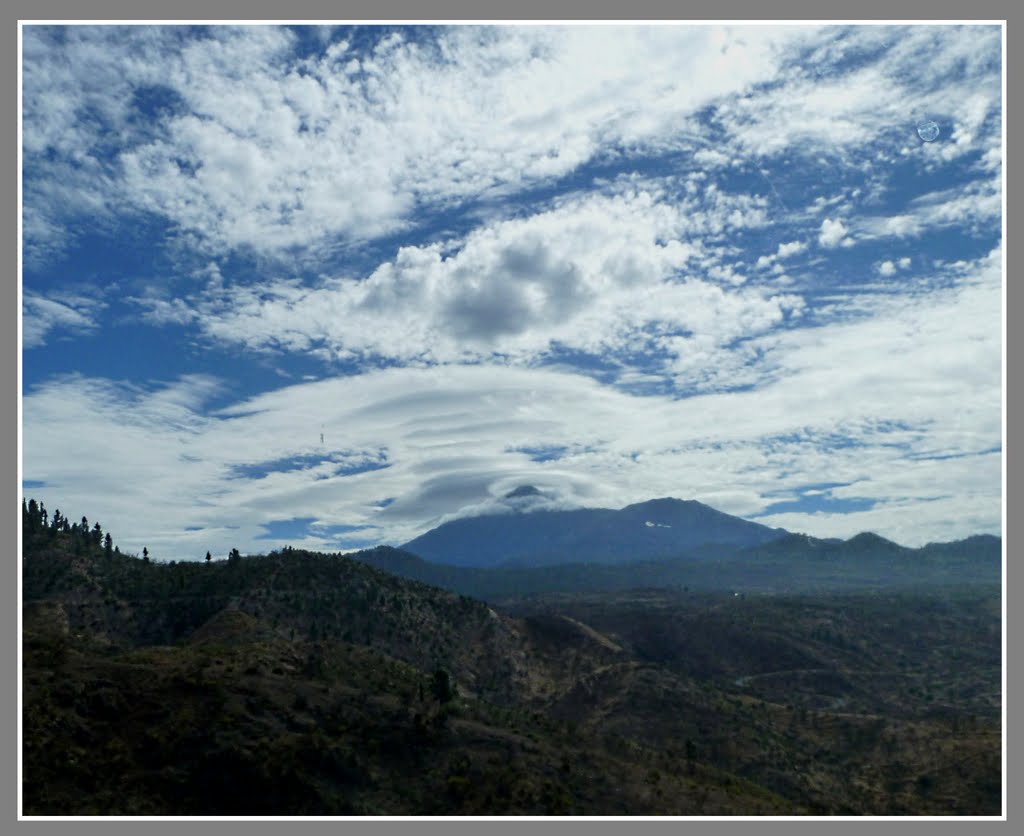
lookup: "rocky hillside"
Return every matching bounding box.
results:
[21,500,1001,815]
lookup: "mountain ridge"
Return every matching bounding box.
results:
[363,527,1001,601]
[403,494,789,569]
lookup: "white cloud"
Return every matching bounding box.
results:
[23,24,809,264]
[22,24,1001,279]
[433,487,585,527]
[775,240,806,259]
[693,148,731,167]
[858,178,1001,242]
[716,24,1001,162]
[757,240,806,270]
[132,190,802,379]
[818,217,850,248]
[23,291,107,349]
[20,25,1003,560]
[877,258,912,277]
[24,248,1001,556]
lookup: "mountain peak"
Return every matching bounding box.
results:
[845,532,900,548]
[625,497,700,509]
[504,484,543,499]
[404,494,788,568]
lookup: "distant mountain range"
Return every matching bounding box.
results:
[366,530,1001,600]
[402,489,789,568]
[379,490,1001,598]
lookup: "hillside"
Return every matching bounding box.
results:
[21,499,1001,815]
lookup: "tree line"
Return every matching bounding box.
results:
[22,497,242,565]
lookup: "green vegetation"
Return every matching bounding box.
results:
[21,498,1001,815]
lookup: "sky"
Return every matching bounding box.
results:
[21,23,1003,560]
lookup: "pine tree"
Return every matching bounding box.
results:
[25,499,42,533]
[431,668,457,705]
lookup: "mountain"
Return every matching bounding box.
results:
[741,529,1001,569]
[358,527,1001,601]
[504,484,544,499]
[402,494,788,568]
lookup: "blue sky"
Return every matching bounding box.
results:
[21,23,1003,559]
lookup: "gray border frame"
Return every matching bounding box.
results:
[6,2,1017,835]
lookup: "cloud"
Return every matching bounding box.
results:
[858,178,1001,242]
[876,258,911,277]
[756,240,806,270]
[131,190,803,380]
[21,25,1002,562]
[693,148,732,168]
[23,291,107,349]
[22,24,1001,279]
[23,247,1001,556]
[818,218,851,248]
[775,240,806,259]
[23,24,810,266]
[21,26,193,267]
[430,485,585,526]
[716,24,1001,162]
